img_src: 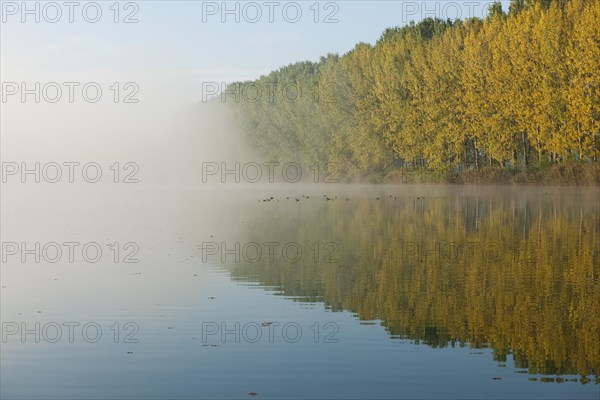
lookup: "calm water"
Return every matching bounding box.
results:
[1,184,599,399]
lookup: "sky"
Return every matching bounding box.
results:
[1,1,511,107]
[0,1,510,163]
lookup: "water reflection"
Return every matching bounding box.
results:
[228,186,600,381]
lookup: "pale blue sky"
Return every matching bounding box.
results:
[1,0,511,124]
[2,1,510,80]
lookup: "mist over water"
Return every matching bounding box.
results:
[1,77,254,185]
[2,183,599,399]
[1,1,599,399]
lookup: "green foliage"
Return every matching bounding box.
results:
[224,1,599,181]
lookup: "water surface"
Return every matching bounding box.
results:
[1,184,598,399]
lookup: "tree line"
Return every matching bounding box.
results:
[224,0,599,181]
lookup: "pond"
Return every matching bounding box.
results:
[1,184,598,399]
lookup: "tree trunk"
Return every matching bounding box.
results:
[522,131,529,167]
[474,138,479,170]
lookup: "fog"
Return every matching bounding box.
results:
[2,3,599,399]
[1,70,257,186]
